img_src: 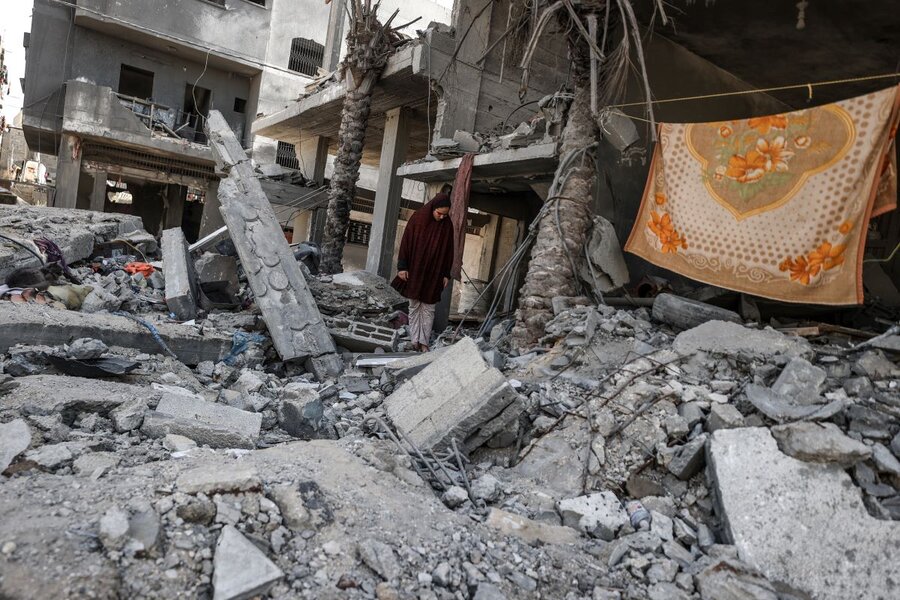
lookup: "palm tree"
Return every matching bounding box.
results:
[510,0,655,346]
[320,1,402,274]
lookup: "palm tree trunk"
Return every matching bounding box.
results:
[511,77,597,346]
[319,72,377,274]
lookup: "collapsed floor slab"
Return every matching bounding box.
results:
[205,111,338,371]
[384,337,524,451]
[707,427,900,600]
[142,387,262,449]
[0,303,231,365]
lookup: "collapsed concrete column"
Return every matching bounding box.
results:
[322,0,347,72]
[205,111,340,374]
[307,136,330,246]
[366,107,411,279]
[198,179,224,238]
[54,133,82,209]
[89,171,107,213]
[161,227,198,321]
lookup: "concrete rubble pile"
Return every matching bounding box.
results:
[3,204,900,599]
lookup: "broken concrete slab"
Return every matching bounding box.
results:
[382,346,452,381]
[384,337,525,451]
[744,384,846,423]
[0,419,31,474]
[580,216,630,294]
[485,508,579,545]
[205,111,337,367]
[142,388,262,449]
[672,321,811,360]
[278,392,324,439]
[706,403,744,433]
[0,303,230,365]
[3,375,158,421]
[708,427,900,600]
[771,422,871,466]
[161,227,198,321]
[213,525,283,600]
[357,538,401,581]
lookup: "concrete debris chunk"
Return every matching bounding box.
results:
[212,525,284,600]
[278,392,324,439]
[485,508,581,545]
[871,442,900,476]
[143,388,262,449]
[706,403,744,433]
[854,350,900,380]
[195,252,240,297]
[329,319,400,352]
[66,338,108,360]
[384,337,525,451]
[771,422,871,466]
[357,538,400,581]
[25,443,73,470]
[666,434,707,480]
[557,491,627,541]
[73,452,120,477]
[771,357,827,405]
[205,110,338,367]
[270,484,310,530]
[708,428,900,600]
[0,303,230,365]
[672,321,811,359]
[0,419,31,474]
[176,464,261,495]
[109,398,148,432]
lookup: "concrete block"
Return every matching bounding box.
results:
[142,389,261,449]
[205,111,337,365]
[278,394,324,439]
[666,434,707,480]
[706,403,744,433]
[213,525,283,600]
[708,428,900,600]
[0,303,230,365]
[384,337,525,451]
[161,227,198,320]
[557,491,627,541]
[4,374,158,420]
[329,320,399,352]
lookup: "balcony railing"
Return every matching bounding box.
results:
[114,92,208,145]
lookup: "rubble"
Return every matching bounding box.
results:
[708,428,900,600]
[143,387,262,449]
[0,419,31,473]
[771,422,872,465]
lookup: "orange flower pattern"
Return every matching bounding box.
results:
[779,241,847,285]
[725,150,767,183]
[748,115,788,135]
[755,136,795,172]
[648,210,687,254]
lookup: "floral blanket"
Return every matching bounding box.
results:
[625,86,900,305]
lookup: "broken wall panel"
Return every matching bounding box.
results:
[205,110,338,367]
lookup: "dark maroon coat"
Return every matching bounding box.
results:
[391,195,454,304]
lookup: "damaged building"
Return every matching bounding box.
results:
[1,1,900,600]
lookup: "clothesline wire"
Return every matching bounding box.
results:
[608,72,900,109]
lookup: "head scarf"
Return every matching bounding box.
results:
[391,194,455,304]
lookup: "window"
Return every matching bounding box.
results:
[245,0,266,6]
[118,64,154,100]
[183,84,212,143]
[276,141,300,170]
[233,97,247,113]
[288,37,325,77]
[346,221,372,246]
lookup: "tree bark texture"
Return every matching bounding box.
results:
[319,74,376,274]
[511,82,598,346]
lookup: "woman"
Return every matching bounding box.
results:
[391,192,454,352]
